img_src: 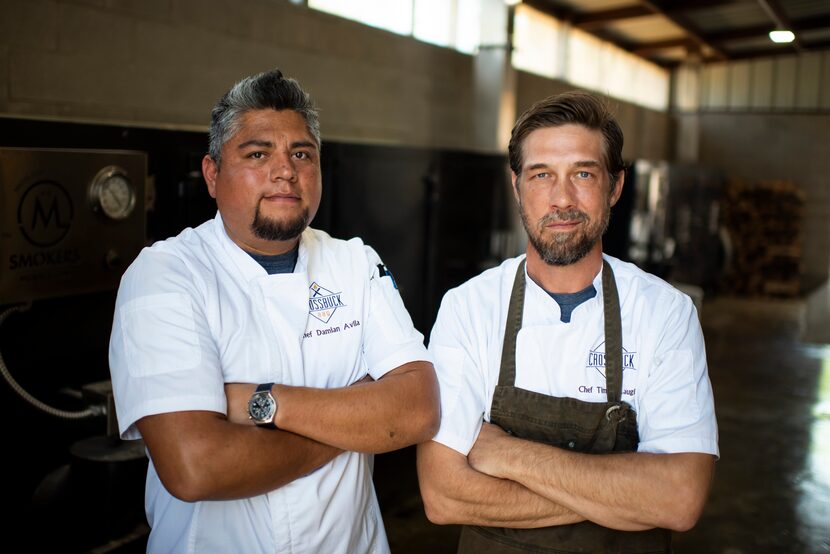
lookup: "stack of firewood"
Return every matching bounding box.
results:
[722,179,803,297]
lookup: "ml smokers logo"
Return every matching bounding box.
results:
[18,181,73,247]
[308,282,346,324]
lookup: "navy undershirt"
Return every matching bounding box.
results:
[548,284,597,323]
[248,244,299,275]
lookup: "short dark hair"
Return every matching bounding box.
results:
[508,91,625,183]
[208,68,320,165]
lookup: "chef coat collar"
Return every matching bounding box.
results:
[522,255,608,323]
[211,211,312,281]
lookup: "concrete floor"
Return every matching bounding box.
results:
[374,296,830,553]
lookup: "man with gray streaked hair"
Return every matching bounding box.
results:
[208,70,321,164]
[109,68,440,553]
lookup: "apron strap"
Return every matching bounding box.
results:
[497,258,623,401]
[497,259,526,388]
[602,260,623,403]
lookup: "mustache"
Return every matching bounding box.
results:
[538,209,588,227]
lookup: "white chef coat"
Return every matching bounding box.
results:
[429,254,718,458]
[109,212,430,554]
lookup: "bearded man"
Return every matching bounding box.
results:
[417,91,718,553]
[109,69,439,554]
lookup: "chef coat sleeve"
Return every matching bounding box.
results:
[427,289,487,456]
[636,291,719,457]
[109,250,225,441]
[360,245,432,380]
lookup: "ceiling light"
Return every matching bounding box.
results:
[769,30,795,43]
[504,0,522,6]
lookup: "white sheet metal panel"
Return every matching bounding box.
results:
[773,56,797,109]
[822,51,830,110]
[703,63,729,109]
[796,52,822,109]
[728,60,751,109]
[750,58,774,109]
[673,64,700,112]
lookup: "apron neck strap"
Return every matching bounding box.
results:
[497,257,623,403]
[497,259,526,388]
[602,259,623,403]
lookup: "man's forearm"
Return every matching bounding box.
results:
[416,440,584,528]
[274,361,440,453]
[470,427,715,531]
[138,411,342,502]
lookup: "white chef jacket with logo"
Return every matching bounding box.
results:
[109,213,429,554]
[429,254,718,458]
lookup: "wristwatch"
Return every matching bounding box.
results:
[248,383,278,428]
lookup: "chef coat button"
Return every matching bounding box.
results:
[568,441,575,449]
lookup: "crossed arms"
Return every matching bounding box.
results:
[417,422,714,532]
[419,277,717,533]
[139,360,439,502]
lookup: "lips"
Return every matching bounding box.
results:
[546,221,580,229]
[539,210,587,230]
[261,192,300,203]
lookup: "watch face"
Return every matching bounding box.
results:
[248,392,275,423]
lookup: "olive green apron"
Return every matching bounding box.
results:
[457,259,671,553]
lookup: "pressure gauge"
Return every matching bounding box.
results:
[89,166,136,220]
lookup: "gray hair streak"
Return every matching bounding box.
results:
[208,68,320,165]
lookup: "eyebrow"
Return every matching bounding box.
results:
[236,139,318,150]
[291,140,318,150]
[524,160,602,171]
[237,139,274,150]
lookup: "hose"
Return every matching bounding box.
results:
[0,304,100,419]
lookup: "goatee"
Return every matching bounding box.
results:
[519,200,610,266]
[251,202,309,241]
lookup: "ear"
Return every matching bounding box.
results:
[511,171,520,204]
[609,170,625,207]
[202,155,219,199]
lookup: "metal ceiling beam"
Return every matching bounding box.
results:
[518,0,830,65]
[805,39,830,51]
[704,14,830,43]
[632,37,697,56]
[520,0,648,61]
[527,0,739,25]
[523,0,570,21]
[572,5,654,29]
[790,13,830,32]
[726,45,807,61]
[756,0,805,51]
[659,0,742,11]
[640,0,728,60]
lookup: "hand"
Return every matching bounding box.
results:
[467,421,512,478]
[224,383,257,425]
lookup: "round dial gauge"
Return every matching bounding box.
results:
[90,166,136,220]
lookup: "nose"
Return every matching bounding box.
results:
[548,177,577,210]
[269,152,297,182]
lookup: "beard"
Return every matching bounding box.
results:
[250,201,309,242]
[519,197,610,267]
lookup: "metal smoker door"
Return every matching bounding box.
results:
[0,148,147,304]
